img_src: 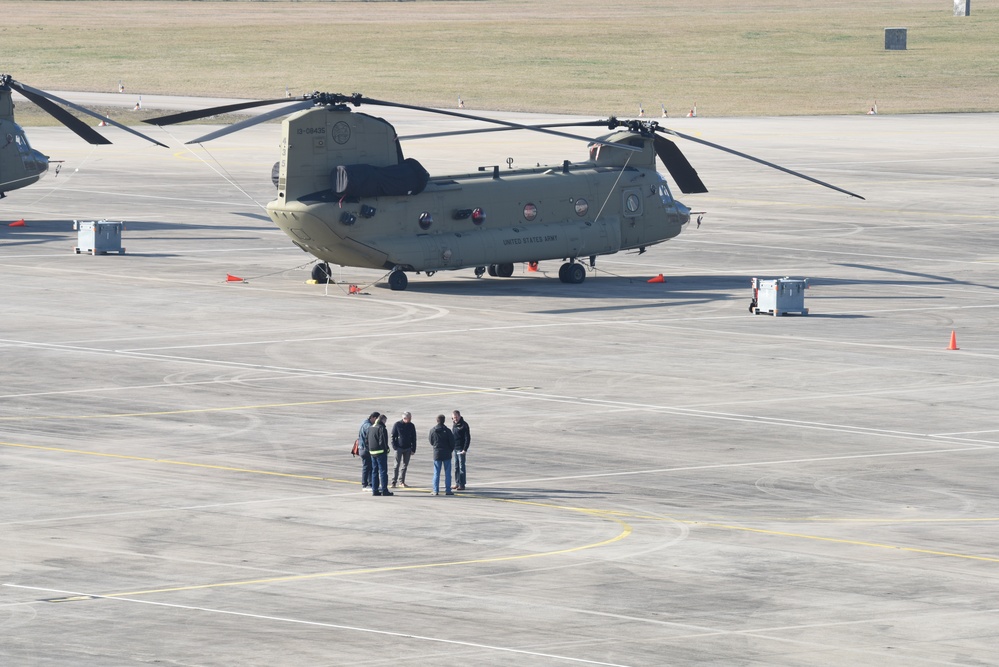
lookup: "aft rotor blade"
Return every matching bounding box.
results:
[21,85,168,148]
[186,100,314,144]
[400,120,611,141]
[9,80,111,145]
[359,97,640,152]
[144,96,309,126]
[659,127,864,200]
[653,134,707,194]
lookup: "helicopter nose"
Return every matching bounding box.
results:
[30,149,50,178]
[675,201,691,226]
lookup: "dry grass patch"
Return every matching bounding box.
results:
[3,0,997,118]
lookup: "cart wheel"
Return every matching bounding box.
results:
[748,299,757,313]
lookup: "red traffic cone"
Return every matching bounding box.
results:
[9,219,26,227]
[647,274,665,284]
[226,274,244,282]
[947,330,959,350]
[527,262,539,272]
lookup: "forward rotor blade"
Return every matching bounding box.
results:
[652,135,707,194]
[9,80,111,145]
[20,85,168,148]
[359,98,640,152]
[186,100,314,144]
[144,96,309,126]
[659,127,864,200]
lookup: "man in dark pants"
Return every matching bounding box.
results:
[368,413,393,496]
[451,410,470,491]
[391,411,417,488]
[357,411,379,490]
[430,414,455,496]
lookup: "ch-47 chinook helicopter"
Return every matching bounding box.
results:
[146,92,863,290]
[1,74,165,197]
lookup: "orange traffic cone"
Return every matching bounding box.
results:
[527,262,539,272]
[349,284,360,294]
[647,274,665,284]
[9,219,25,227]
[226,274,244,282]
[947,330,959,350]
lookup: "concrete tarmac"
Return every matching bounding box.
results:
[2,110,998,666]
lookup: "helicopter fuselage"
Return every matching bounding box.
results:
[265,106,690,281]
[1,90,50,196]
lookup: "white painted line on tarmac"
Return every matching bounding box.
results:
[3,584,634,667]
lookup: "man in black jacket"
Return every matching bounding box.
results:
[368,414,393,496]
[451,410,470,491]
[429,414,455,496]
[357,411,379,489]
[390,411,417,488]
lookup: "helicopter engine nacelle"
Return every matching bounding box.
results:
[276,107,403,202]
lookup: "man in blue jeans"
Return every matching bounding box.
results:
[368,413,393,496]
[357,411,379,489]
[430,414,455,496]
[451,410,470,491]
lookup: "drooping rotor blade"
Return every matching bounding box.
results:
[8,80,111,145]
[657,126,864,200]
[144,96,310,126]
[358,97,641,152]
[185,100,315,144]
[652,134,707,194]
[400,120,611,141]
[16,84,168,148]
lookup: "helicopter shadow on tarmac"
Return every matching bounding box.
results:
[828,263,999,293]
[0,219,86,249]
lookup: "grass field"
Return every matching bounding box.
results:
[4,0,998,120]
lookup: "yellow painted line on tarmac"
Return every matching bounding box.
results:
[689,521,999,564]
[104,513,632,598]
[6,439,996,565]
[1,441,338,483]
[0,388,495,422]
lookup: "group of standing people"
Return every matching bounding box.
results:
[356,410,470,497]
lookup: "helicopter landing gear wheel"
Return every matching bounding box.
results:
[388,270,409,291]
[311,262,332,283]
[487,264,498,277]
[496,263,514,278]
[559,262,586,284]
[474,266,486,278]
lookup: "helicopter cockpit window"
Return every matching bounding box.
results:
[658,175,675,204]
[14,133,31,156]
